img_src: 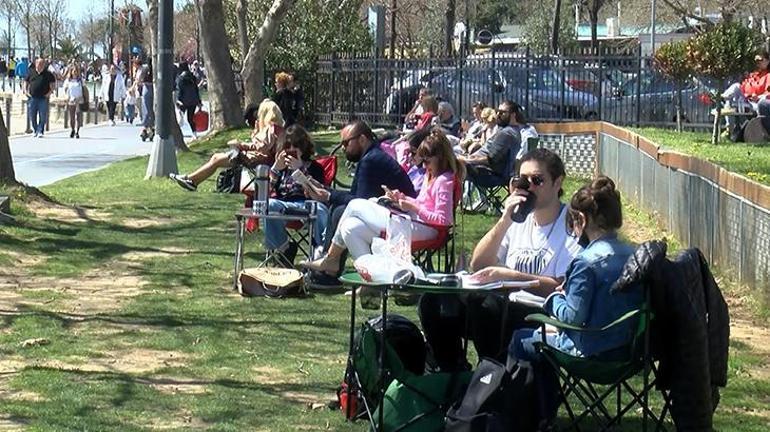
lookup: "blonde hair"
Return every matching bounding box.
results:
[481,107,497,123]
[258,99,285,129]
[275,72,291,89]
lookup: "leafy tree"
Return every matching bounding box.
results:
[654,40,694,132]
[58,35,80,60]
[475,0,514,35]
[686,21,763,143]
[524,0,576,55]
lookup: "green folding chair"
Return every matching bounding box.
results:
[525,286,671,432]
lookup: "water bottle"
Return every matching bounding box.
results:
[253,165,270,215]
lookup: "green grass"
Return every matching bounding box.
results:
[0,128,767,430]
[632,128,770,185]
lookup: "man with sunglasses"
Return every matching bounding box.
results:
[459,100,522,176]
[420,148,582,371]
[301,120,416,289]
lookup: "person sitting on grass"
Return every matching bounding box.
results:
[263,125,329,264]
[170,99,285,191]
[302,128,463,275]
[508,175,642,421]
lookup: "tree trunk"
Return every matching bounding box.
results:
[589,8,599,54]
[147,0,189,151]
[236,0,249,60]
[0,105,15,182]
[444,0,456,56]
[198,0,242,129]
[551,0,562,54]
[241,0,296,108]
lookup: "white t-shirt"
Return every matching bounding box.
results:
[496,204,582,278]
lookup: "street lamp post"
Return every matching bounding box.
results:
[650,0,657,55]
[109,0,115,64]
[145,0,178,178]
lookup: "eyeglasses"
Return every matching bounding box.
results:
[339,134,361,147]
[513,174,546,187]
[496,109,510,115]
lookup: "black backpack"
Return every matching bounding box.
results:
[445,358,540,432]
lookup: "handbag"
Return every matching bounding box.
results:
[80,84,90,111]
[215,166,241,193]
[237,267,305,298]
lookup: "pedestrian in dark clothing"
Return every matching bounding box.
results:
[271,71,297,127]
[24,58,56,137]
[175,61,202,137]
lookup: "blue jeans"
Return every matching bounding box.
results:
[264,200,329,250]
[125,104,136,122]
[28,97,49,135]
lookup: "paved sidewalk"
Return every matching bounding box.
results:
[11,119,205,187]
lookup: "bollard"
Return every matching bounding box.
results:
[24,98,31,134]
[4,98,10,132]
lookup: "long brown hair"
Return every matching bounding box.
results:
[416,128,466,182]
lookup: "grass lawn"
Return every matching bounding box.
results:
[0,128,768,430]
[631,127,770,186]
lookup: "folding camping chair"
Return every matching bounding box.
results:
[525,283,671,432]
[466,136,540,214]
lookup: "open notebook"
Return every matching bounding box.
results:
[454,271,540,290]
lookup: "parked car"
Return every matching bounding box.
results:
[602,73,714,125]
[383,69,442,117]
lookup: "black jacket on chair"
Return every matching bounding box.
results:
[611,241,729,432]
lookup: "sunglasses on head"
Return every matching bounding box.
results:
[513,174,546,186]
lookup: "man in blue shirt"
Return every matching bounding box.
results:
[302,120,416,288]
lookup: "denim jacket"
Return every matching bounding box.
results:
[543,234,642,357]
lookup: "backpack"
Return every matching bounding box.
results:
[445,358,540,432]
[374,371,473,432]
[338,314,426,418]
[215,166,242,193]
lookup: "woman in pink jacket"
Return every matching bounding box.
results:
[303,128,464,275]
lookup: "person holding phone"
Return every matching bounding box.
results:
[419,148,582,372]
[261,125,329,264]
[170,99,285,191]
[302,128,463,275]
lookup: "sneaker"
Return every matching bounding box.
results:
[75,132,80,139]
[304,271,344,293]
[70,130,75,138]
[169,173,197,191]
[33,132,38,137]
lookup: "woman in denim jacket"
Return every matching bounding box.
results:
[508,176,642,421]
[510,175,642,362]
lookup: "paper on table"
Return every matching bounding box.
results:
[455,271,539,290]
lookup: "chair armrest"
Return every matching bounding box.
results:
[525,309,642,333]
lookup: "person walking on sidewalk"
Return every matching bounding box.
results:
[24,58,56,138]
[101,65,127,126]
[175,62,202,138]
[138,61,155,141]
[63,65,85,139]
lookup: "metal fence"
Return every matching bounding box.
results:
[527,127,768,298]
[597,132,770,300]
[314,47,717,130]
